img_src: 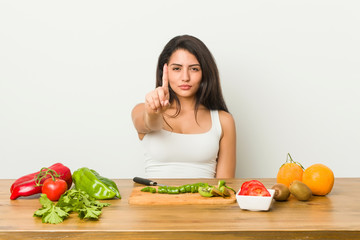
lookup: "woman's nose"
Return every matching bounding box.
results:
[181,69,190,82]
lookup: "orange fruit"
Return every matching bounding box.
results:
[302,163,334,196]
[277,153,304,187]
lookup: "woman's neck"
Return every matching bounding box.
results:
[178,97,196,111]
[167,97,207,115]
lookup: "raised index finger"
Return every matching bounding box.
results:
[162,63,169,90]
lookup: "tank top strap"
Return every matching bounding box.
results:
[210,110,222,139]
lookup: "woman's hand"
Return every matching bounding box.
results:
[145,64,170,115]
[131,64,171,138]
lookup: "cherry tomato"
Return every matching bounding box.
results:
[42,178,68,201]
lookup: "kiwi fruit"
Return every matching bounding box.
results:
[211,187,222,197]
[289,180,312,201]
[271,183,290,201]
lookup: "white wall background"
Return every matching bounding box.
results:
[1,0,359,179]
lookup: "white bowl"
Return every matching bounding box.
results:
[236,189,275,211]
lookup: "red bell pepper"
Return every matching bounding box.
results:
[10,163,72,200]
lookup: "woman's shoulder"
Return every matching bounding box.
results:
[217,110,236,137]
[217,110,235,124]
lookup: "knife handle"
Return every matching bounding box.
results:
[133,177,157,186]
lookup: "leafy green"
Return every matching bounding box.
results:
[34,189,110,224]
[33,194,69,224]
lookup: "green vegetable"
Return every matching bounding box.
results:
[139,181,235,198]
[141,186,156,193]
[158,186,179,194]
[33,194,69,224]
[167,186,180,194]
[34,189,110,224]
[141,183,208,194]
[179,185,187,193]
[72,167,121,199]
[217,180,236,194]
[224,185,236,194]
[208,181,234,197]
[218,180,226,189]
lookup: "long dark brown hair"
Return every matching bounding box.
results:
[156,35,229,117]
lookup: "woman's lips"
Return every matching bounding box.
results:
[179,85,191,90]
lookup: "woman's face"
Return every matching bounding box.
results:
[167,49,202,99]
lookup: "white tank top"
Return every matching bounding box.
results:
[141,110,222,178]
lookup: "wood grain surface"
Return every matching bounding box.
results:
[1,178,360,240]
[128,186,236,205]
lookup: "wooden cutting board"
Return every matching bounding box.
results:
[128,186,236,205]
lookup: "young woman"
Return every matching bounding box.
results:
[132,35,236,178]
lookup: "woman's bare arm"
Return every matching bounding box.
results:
[215,111,236,178]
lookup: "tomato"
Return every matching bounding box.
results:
[241,180,263,189]
[239,180,265,195]
[42,178,68,201]
[247,185,271,196]
[239,180,271,196]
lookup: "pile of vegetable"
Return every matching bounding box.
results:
[34,189,110,224]
[10,163,72,200]
[9,163,121,224]
[141,180,236,198]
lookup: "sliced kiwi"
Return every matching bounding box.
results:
[198,187,213,197]
[220,186,230,197]
[211,187,223,197]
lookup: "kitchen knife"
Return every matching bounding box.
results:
[133,177,165,186]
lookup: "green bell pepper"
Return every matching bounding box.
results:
[72,167,121,199]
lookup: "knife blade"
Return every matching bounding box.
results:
[133,177,165,186]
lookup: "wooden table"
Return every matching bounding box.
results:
[1,178,359,240]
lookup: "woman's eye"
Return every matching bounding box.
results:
[172,67,181,71]
[191,67,200,71]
